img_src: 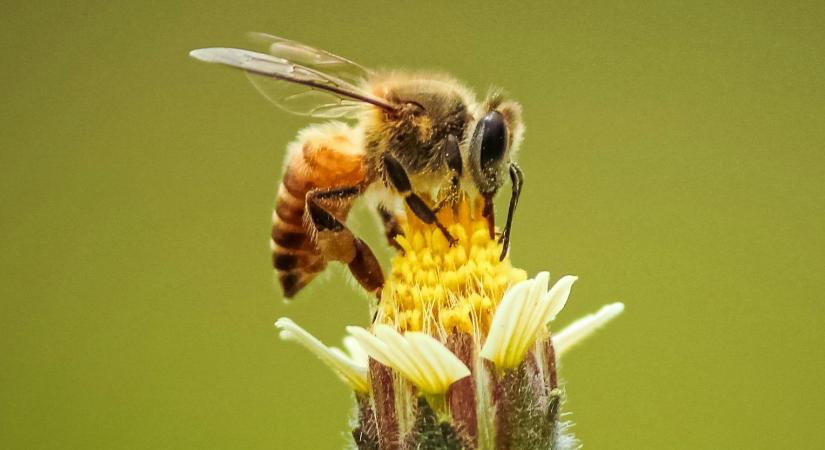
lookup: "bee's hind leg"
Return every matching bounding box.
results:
[306,186,384,298]
[382,153,458,246]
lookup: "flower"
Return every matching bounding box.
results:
[275,197,623,449]
[375,198,528,335]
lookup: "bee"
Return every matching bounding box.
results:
[190,33,525,299]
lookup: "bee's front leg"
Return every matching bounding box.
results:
[382,153,458,246]
[433,134,463,214]
[383,153,458,245]
[306,186,384,298]
[498,162,524,260]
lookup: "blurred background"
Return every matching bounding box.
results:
[2,0,824,448]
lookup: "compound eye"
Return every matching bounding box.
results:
[475,111,508,169]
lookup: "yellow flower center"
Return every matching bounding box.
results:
[376,197,527,336]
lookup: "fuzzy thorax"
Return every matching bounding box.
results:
[375,197,527,335]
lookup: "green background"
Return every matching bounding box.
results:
[2,0,824,448]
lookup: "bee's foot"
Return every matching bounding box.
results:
[436,222,459,247]
[498,242,510,261]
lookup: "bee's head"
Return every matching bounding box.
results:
[468,94,524,197]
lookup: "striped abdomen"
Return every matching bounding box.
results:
[270,123,367,298]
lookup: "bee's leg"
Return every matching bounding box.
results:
[498,162,524,260]
[433,134,463,214]
[431,194,454,214]
[306,186,384,297]
[432,176,461,214]
[482,194,496,240]
[377,205,405,252]
[382,153,458,246]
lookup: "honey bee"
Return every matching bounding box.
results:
[190,33,525,299]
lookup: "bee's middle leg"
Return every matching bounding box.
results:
[377,205,405,252]
[306,186,384,297]
[382,154,458,245]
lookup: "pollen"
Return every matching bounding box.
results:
[377,197,527,336]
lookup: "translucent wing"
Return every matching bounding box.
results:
[249,32,371,85]
[246,70,365,119]
[189,47,396,118]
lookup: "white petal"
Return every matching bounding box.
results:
[407,332,471,392]
[375,325,435,390]
[349,325,470,395]
[552,302,625,358]
[481,274,578,369]
[541,275,577,324]
[515,274,576,365]
[346,326,394,366]
[480,278,532,366]
[342,336,369,366]
[507,272,550,363]
[275,318,369,393]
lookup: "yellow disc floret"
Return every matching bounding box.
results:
[377,197,527,336]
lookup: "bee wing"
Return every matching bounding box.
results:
[245,70,366,119]
[189,47,397,118]
[248,32,371,85]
